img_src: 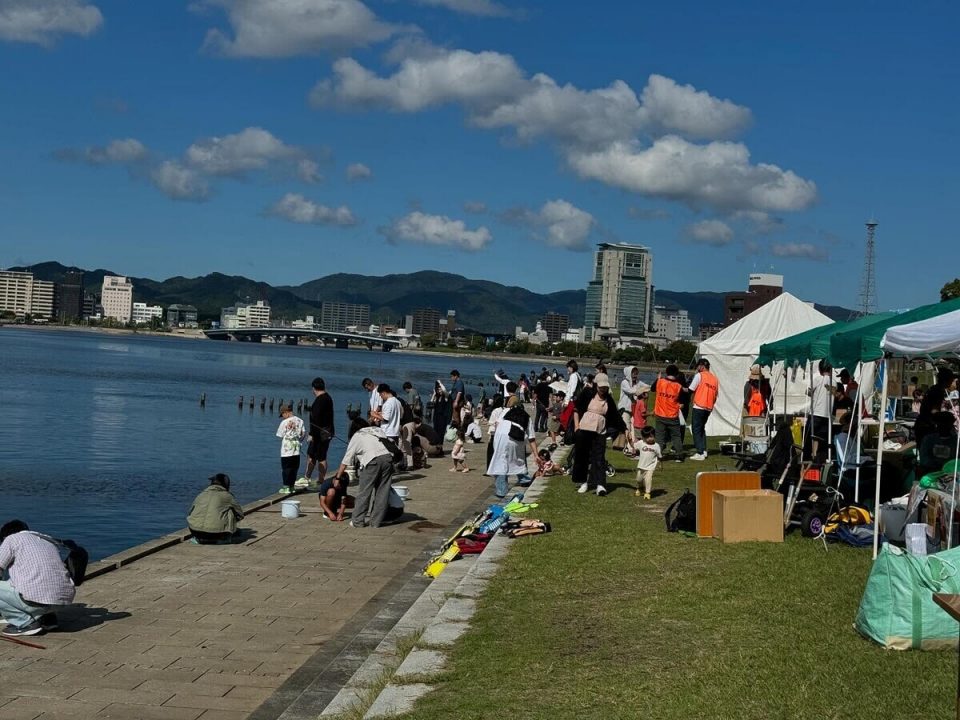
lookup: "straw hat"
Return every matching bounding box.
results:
[749,364,762,380]
[594,373,611,388]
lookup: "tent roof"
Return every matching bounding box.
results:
[698,292,832,357]
[829,297,960,369]
[881,307,960,358]
[756,311,896,367]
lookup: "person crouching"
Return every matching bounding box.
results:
[187,473,244,544]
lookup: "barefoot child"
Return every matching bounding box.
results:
[533,449,559,479]
[635,426,661,499]
[450,426,470,473]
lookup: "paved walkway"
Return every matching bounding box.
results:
[0,448,498,720]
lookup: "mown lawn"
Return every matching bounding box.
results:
[399,443,956,720]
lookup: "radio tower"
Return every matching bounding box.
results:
[857,219,878,316]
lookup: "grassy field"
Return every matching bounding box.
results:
[399,444,956,720]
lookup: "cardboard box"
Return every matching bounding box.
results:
[713,489,784,543]
[695,472,761,537]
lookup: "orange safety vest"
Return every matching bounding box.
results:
[746,386,765,417]
[693,370,719,411]
[654,379,682,419]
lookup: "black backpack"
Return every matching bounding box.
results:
[33,533,89,586]
[503,405,531,441]
[665,490,697,534]
[398,397,415,425]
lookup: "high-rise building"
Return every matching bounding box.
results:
[540,312,570,343]
[101,275,134,323]
[56,271,84,322]
[723,273,783,326]
[652,306,693,341]
[0,270,55,319]
[132,302,163,324]
[411,307,441,336]
[320,301,370,332]
[584,242,654,338]
[166,304,198,328]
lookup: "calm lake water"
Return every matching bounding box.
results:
[0,329,554,560]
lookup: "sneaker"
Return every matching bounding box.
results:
[596,485,608,496]
[577,483,589,494]
[690,452,706,461]
[278,487,294,495]
[643,492,651,500]
[2,621,44,637]
[634,489,642,497]
[674,457,684,463]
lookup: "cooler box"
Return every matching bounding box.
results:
[713,489,784,543]
[742,417,768,438]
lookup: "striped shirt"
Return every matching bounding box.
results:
[0,531,76,606]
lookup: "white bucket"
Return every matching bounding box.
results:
[280,500,301,519]
[394,485,409,500]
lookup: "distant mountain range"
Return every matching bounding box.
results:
[13,261,855,334]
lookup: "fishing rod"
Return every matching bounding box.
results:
[0,634,45,650]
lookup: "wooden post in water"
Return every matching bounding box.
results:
[269,398,274,412]
[260,397,266,412]
[200,393,206,408]
[238,395,243,409]
[249,396,254,410]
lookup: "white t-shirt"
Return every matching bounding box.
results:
[380,396,402,438]
[276,416,305,457]
[370,388,383,414]
[810,374,833,418]
[636,441,662,471]
[488,407,506,438]
[466,421,483,442]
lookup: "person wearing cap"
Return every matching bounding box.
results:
[571,373,625,496]
[652,365,685,462]
[688,358,719,461]
[187,473,244,544]
[276,403,306,495]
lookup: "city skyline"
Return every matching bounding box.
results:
[1,1,956,311]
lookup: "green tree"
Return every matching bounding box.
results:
[445,336,458,349]
[469,335,486,351]
[941,279,960,302]
[663,340,697,366]
[421,333,438,348]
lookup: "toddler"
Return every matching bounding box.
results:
[534,449,559,479]
[635,426,661,499]
[450,426,470,473]
[547,392,565,447]
[276,403,305,495]
[632,390,649,440]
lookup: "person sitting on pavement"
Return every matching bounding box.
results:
[0,520,76,637]
[187,473,244,544]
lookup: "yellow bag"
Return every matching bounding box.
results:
[791,418,804,448]
[423,545,460,578]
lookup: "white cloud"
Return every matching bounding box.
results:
[381,211,491,251]
[412,0,516,17]
[502,199,596,251]
[268,192,357,226]
[185,127,311,178]
[0,0,102,46]
[685,219,734,246]
[297,158,323,183]
[733,209,784,234]
[198,0,400,57]
[567,137,817,213]
[313,46,816,214]
[628,206,670,220]
[463,200,487,214]
[638,74,751,140]
[55,138,148,165]
[771,241,828,261]
[150,161,211,202]
[346,162,373,181]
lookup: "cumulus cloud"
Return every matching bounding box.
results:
[346,162,372,181]
[503,199,596,251]
[313,45,815,214]
[412,0,517,17]
[381,211,491,251]
[0,0,102,46]
[54,138,148,165]
[771,241,828,261]
[567,137,817,213]
[685,219,734,246]
[150,161,211,202]
[733,209,784,234]
[628,206,670,220]
[185,127,317,180]
[267,192,357,226]
[463,200,487,214]
[197,0,400,57]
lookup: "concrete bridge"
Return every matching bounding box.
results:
[204,327,403,350]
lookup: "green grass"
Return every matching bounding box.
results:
[398,444,956,720]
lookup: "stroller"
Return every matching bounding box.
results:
[735,420,841,537]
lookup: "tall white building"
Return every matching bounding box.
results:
[132,302,163,324]
[222,300,271,329]
[0,270,55,319]
[584,242,654,338]
[101,275,134,323]
[652,306,693,341]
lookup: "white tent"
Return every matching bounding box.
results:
[881,308,960,357]
[697,293,833,436]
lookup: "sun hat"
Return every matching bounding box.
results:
[749,365,762,379]
[594,373,611,388]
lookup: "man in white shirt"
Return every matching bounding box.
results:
[331,419,395,528]
[374,384,403,442]
[565,360,581,407]
[806,360,834,462]
[362,377,383,422]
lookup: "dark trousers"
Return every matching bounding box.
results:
[655,416,683,457]
[803,415,830,462]
[535,403,548,432]
[190,529,233,544]
[571,430,607,488]
[691,409,711,455]
[281,455,300,488]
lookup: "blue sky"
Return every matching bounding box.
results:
[0,0,956,310]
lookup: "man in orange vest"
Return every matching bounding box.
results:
[652,364,685,462]
[687,358,719,461]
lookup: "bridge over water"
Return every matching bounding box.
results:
[204,327,402,350]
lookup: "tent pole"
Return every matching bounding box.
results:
[872,358,889,560]
[845,364,865,503]
[949,394,960,550]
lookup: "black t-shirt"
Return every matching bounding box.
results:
[918,386,947,423]
[416,423,442,446]
[533,381,551,406]
[310,393,335,437]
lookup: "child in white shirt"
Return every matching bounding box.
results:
[465,416,484,443]
[450,426,470,473]
[276,404,306,495]
[635,426,661,500]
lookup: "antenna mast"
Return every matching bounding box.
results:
[858,219,878,316]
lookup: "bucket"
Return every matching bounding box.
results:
[280,500,301,519]
[394,485,410,500]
